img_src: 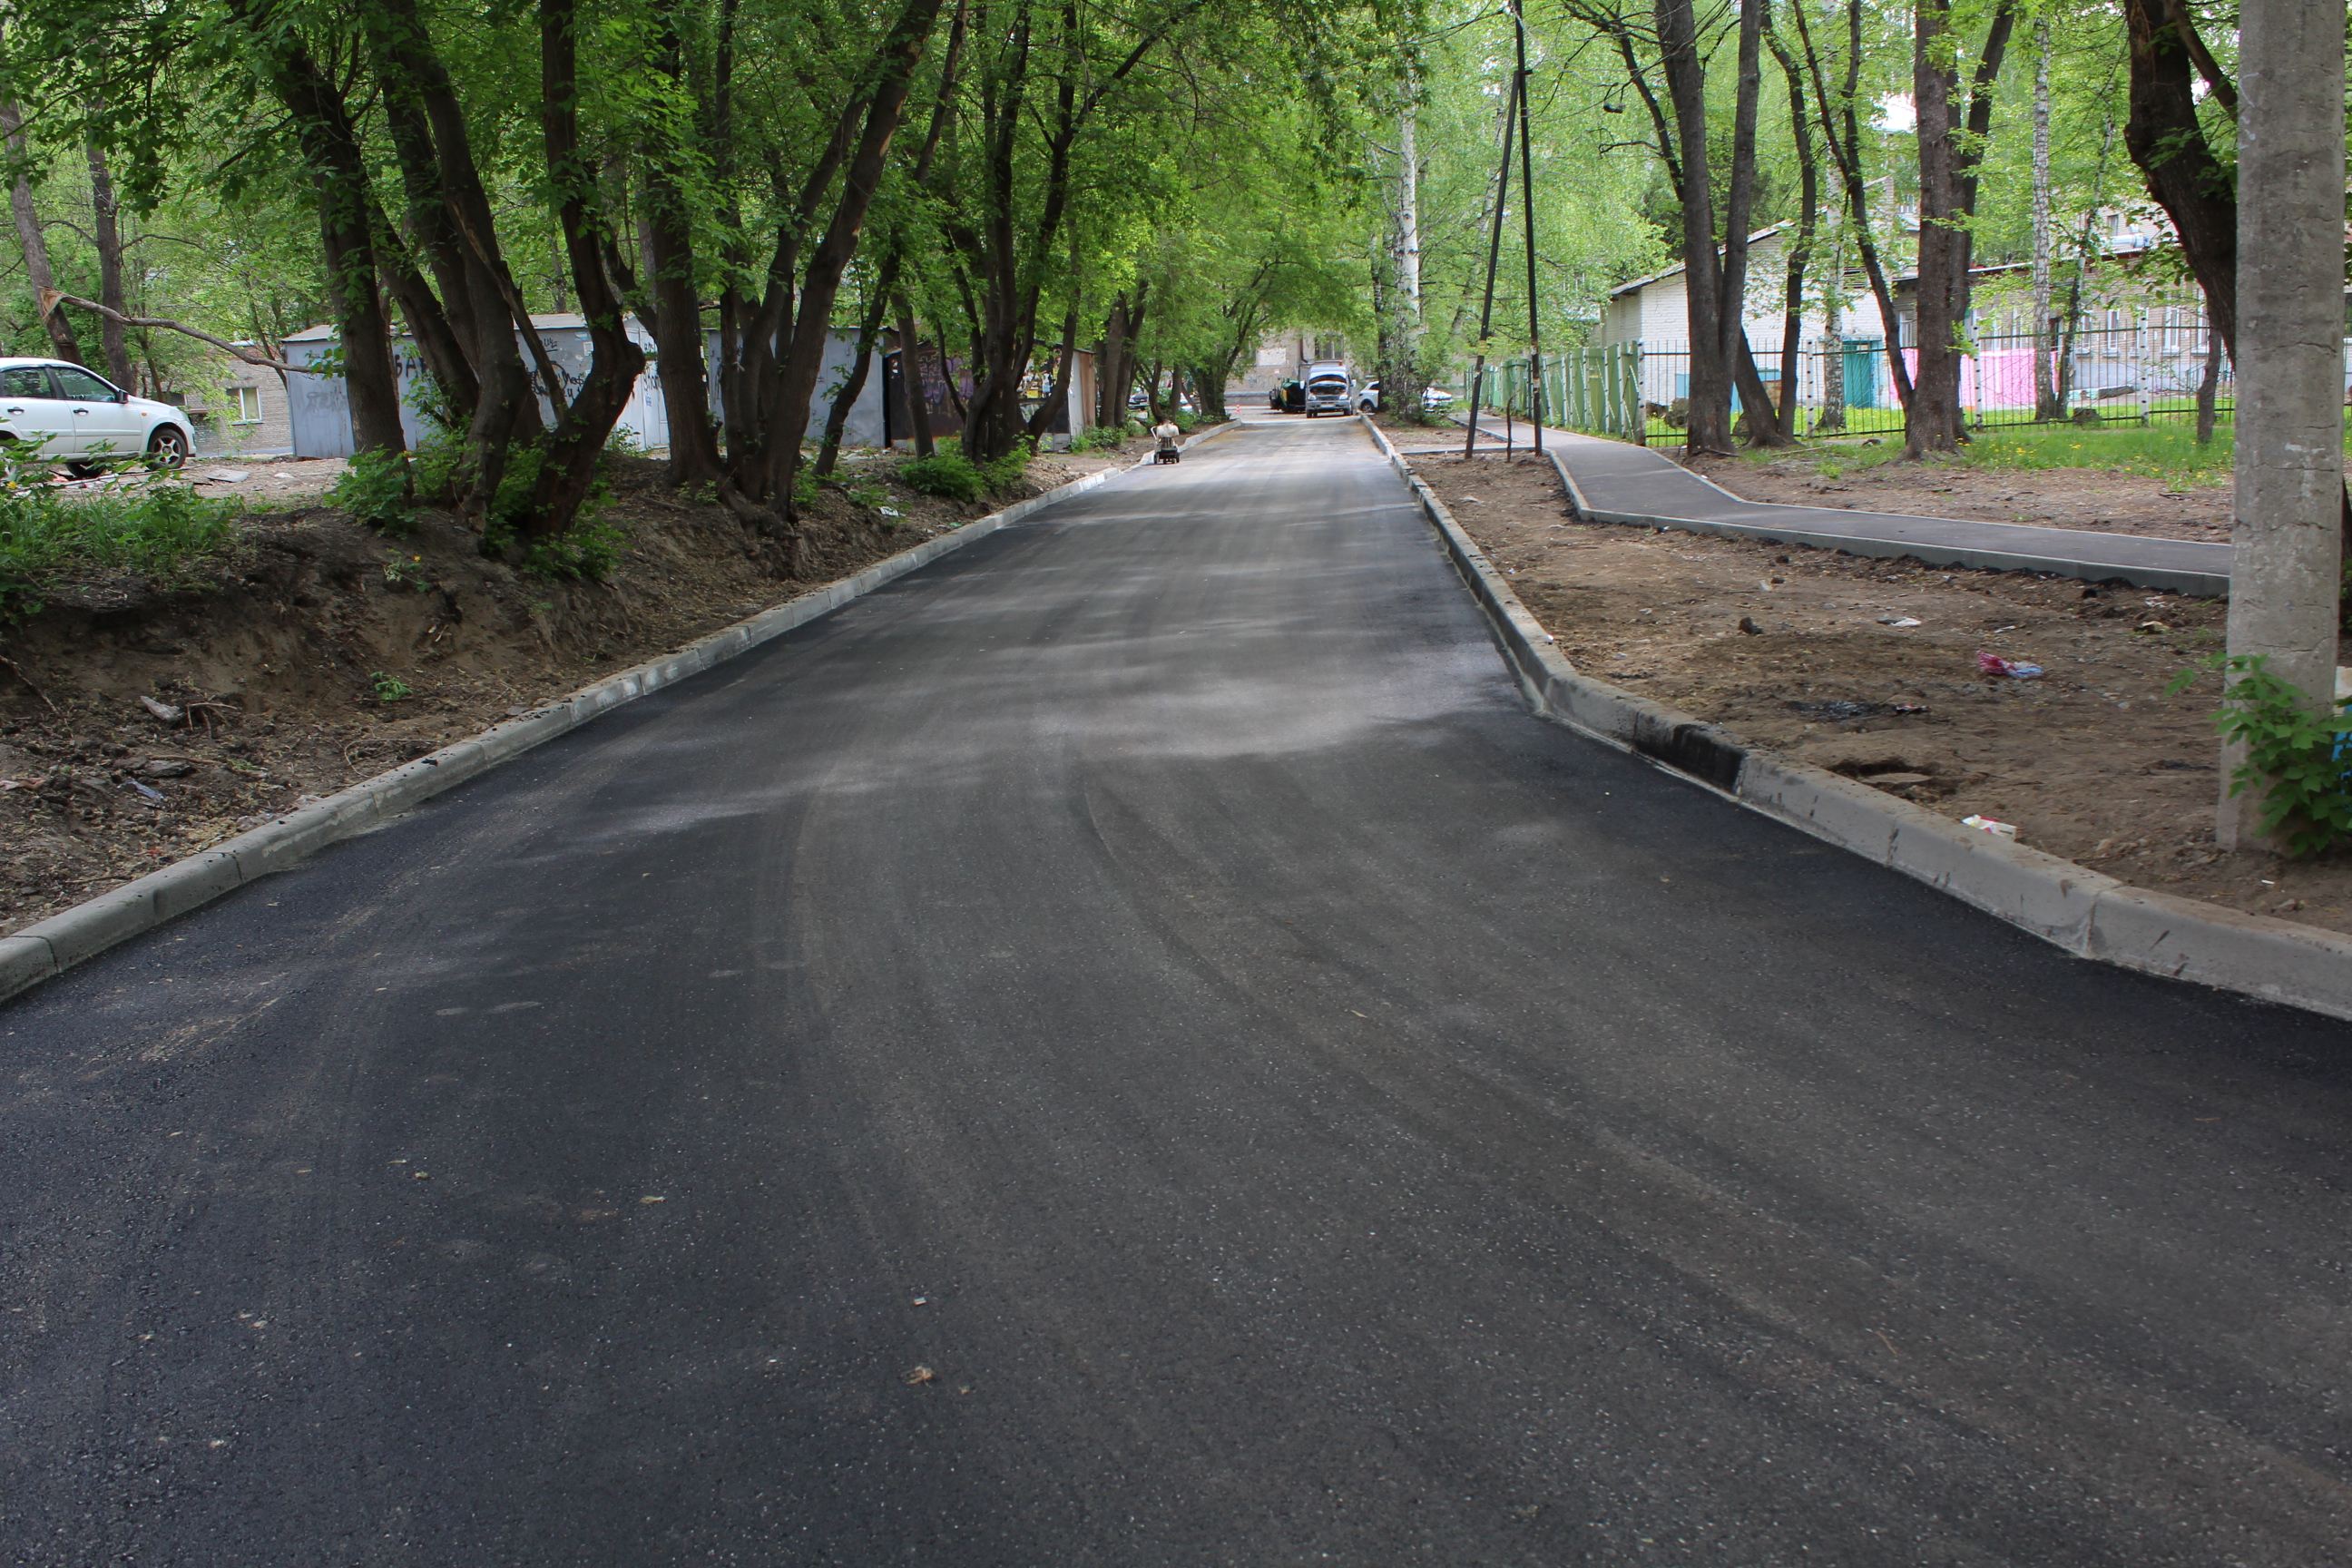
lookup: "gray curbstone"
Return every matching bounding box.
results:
[1357,413,2352,1022]
[0,430,1241,1009]
[0,935,54,993]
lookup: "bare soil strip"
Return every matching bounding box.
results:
[1410,449,2352,937]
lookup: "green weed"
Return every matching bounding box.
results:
[370,671,412,703]
[2167,652,2352,857]
[0,470,240,620]
[329,449,418,534]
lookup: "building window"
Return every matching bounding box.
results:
[229,386,262,424]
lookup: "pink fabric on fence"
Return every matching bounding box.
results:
[1900,347,2050,412]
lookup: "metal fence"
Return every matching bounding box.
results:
[1463,327,2243,444]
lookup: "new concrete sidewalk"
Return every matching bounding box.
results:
[1399,418,2230,597]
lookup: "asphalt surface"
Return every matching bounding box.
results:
[5,413,2352,1566]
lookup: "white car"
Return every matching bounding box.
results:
[0,358,194,472]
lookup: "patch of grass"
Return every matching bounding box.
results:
[0,474,241,620]
[1960,423,2236,485]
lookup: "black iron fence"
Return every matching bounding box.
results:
[1459,327,2245,443]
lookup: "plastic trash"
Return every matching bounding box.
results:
[1877,615,1922,627]
[1961,814,2018,838]
[1976,651,2043,680]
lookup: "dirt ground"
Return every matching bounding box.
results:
[1410,449,2352,937]
[0,432,1165,936]
[1685,451,2233,544]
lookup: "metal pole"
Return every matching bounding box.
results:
[1462,68,1521,459]
[1512,0,1543,454]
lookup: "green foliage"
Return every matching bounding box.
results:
[2165,653,2352,857]
[328,449,417,534]
[523,519,626,583]
[898,448,985,504]
[975,438,1032,494]
[381,554,428,591]
[0,470,240,620]
[370,671,412,704]
[1070,425,1126,452]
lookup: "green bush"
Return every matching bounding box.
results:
[976,439,1032,494]
[328,448,417,534]
[1071,425,1125,453]
[2167,652,2352,856]
[899,449,985,503]
[524,519,625,583]
[0,468,240,620]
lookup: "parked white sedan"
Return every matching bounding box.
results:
[0,358,194,472]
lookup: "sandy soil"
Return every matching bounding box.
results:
[0,431,1170,936]
[1411,449,2352,937]
[1686,451,2233,544]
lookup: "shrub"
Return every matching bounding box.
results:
[328,448,417,534]
[523,518,626,583]
[1071,425,1125,453]
[899,449,985,504]
[976,439,1032,494]
[2167,652,2352,856]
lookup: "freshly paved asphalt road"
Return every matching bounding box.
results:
[6,415,2352,1566]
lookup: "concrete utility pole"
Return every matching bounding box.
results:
[2219,0,2347,848]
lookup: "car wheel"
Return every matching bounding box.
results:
[145,425,189,469]
[62,459,103,479]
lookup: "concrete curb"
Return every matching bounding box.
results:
[0,428,1235,1006]
[1359,414,2352,1022]
[1417,423,2228,597]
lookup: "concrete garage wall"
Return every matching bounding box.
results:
[282,321,885,458]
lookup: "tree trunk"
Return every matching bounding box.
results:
[2218,0,2344,848]
[644,0,723,487]
[2122,0,2236,358]
[1656,0,1730,456]
[1947,0,2016,387]
[226,11,406,455]
[1387,83,1428,418]
[1795,0,1913,414]
[1762,4,1817,431]
[1906,0,1965,457]
[83,136,131,388]
[818,284,893,475]
[2195,325,2222,445]
[1720,0,1787,446]
[2029,21,2060,421]
[897,298,936,456]
[0,103,84,365]
[760,0,948,520]
[1809,225,1847,432]
[526,0,649,539]
[381,94,480,426]
[367,0,542,505]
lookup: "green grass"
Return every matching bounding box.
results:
[0,477,241,619]
[1711,409,2351,493]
